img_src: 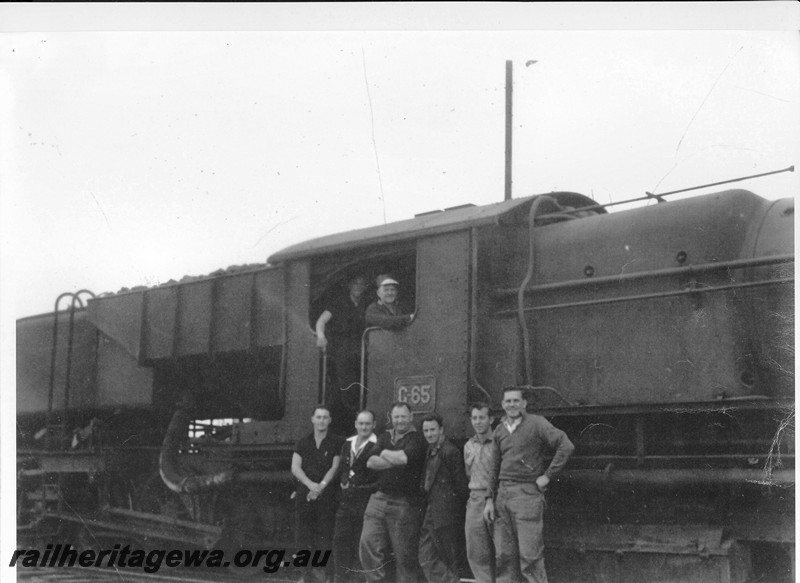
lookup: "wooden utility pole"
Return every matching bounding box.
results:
[504,60,513,201]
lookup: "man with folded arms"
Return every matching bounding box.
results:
[359,402,427,582]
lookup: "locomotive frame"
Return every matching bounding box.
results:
[16,184,794,582]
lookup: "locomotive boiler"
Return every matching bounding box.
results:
[16,185,794,582]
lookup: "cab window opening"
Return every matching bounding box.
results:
[309,248,417,330]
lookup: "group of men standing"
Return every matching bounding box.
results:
[291,389,574,583]
[304,270,574,582]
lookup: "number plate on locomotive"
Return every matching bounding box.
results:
[394,376,436,413]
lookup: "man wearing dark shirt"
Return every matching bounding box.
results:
[359,402,427,582]
[365,275,414,330]
[333,410,380,583]
[316,275,370,432]
[485,389,574,583]
[292,406,344,583]
[418,413,469,583]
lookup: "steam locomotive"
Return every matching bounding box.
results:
[17,184,794,581]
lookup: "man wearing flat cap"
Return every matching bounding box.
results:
[365,274,414,330]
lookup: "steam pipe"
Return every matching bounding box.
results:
[494,253,794,298]
[518,196,554,384]
[320,350,327,406]
[496,276,793,316]
[360,327,381,410]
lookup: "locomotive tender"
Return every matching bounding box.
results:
[17,186,794,581]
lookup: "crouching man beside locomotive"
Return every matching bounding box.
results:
[484,389,575,583]
[418,413,469,583]
[464,402,498,583]
[359,401,427,582]
[332,409,381,583]
[365,275,414,330]
[291,406,344,583]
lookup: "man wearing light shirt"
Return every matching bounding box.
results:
[485,389,574,583]
[332,410,380,583]
[464,402,498,583]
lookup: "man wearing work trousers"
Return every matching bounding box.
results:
[359,401,427,582]
[418,413,468,583]
[485,389,574,583]
[464,402,498,583]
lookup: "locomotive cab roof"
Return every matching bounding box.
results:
[267,191,603,264]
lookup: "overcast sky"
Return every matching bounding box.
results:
[1,4,798,323]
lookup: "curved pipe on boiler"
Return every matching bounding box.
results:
[517,196,555,385]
